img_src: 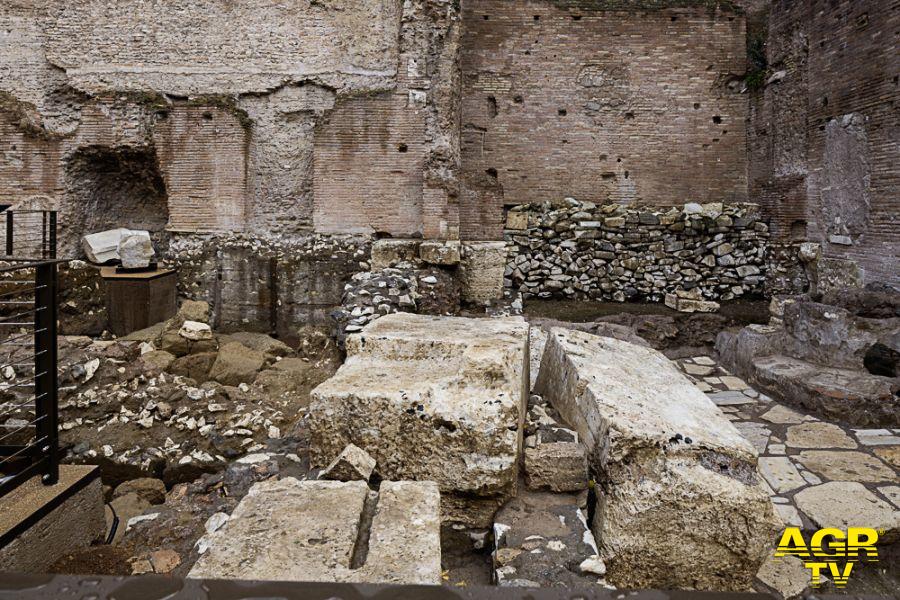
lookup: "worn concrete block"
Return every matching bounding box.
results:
[370,240,421,269]
[310,313,528,527]
[535,328,780,591]
[524,442,589,493]
[419,240,461,265]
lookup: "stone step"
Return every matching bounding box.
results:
[187,478,441,585]
[752,354,898,427]
[534,328,780,591]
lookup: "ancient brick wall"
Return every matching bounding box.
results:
[312,66,427,237]
[459,0,749,240]
[153,106,249,233]
[751,0,899,287]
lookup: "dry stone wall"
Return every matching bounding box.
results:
[504,200,770,303]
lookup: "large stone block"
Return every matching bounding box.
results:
[534,329,780,591]
[310,313,529,526]
[459,241,507,306]
[188,478,441,585]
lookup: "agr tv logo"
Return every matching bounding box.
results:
[774,527,880,587]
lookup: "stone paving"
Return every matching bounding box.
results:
[675,356,900,595]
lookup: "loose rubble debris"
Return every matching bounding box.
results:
[188,478,442,585]
[492,489,608,588]
[319,443,376,482]
[309,313,529,527]
[536,328,780,591]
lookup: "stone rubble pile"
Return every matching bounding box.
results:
[503,199,769,304]
[0,300,336,486]
[331,266,459,343]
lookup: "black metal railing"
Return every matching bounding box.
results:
[0,259,64,497]
[2,210,57,260]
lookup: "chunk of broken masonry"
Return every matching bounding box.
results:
[535,328,780,591]
[188,478,441,585]
[524,441,589,492]
[309,313,529,527]
[117,230,155,269]
[320,443,376,482]
[82,228,132,263]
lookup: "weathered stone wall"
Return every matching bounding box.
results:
[459,0,750,239]
[165,233,371,338]
[504,200,770,302]
[0,0,460,245]
[749,0,899,287]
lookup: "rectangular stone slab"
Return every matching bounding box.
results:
[310,313,529,527]
[534,328,780,591]
[187,478,441,585]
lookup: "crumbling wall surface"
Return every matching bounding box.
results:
[751,0,899,287]
[41,0,401,96]
[0,1,461,243]
[312,1,462,238]
[167,233,370,338]
[459,0,749,239]
[505,200,769,303]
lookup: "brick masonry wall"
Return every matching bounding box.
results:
[750,0,899,287]
[459,0,749,240]
[153,106,249,233]
[312,64,427,237]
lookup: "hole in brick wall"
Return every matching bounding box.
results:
[558,108,567,116]
[694,103,701,109]
[728,16,735,22]
[599,154,608,161]
[155,110,169,121]
[822,97,829,107]
[64,145,169,254]
[513,95,524,104]
[790,220,807,240]
[601,173,616,180]
[723,130,728,135]
[624,171,630,179]
[671,16,678,22]
[397,143,408,153]
[712,115,722,124]
[202,112,213,120]
[534,15,540,21]
[625,112,635,120]
[893,76,899,85]
[616,158,622,163]
[486,168,498,180]
[487,96,498,118]
[572,15,582,21]
[483,14,489,20]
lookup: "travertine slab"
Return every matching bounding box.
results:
[188,478,441,585]
[535,328,780,591]
[310,313,529,526]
